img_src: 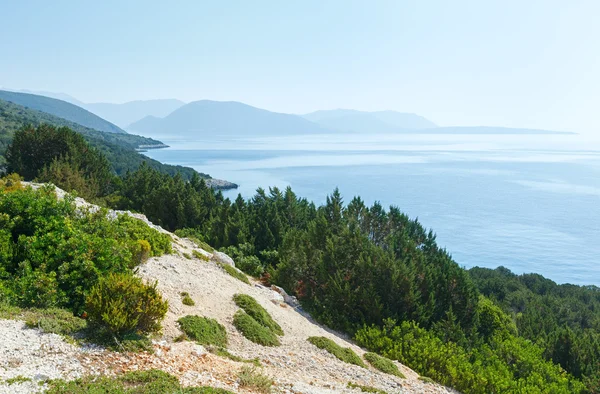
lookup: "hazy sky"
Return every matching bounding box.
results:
[1,0,599,133]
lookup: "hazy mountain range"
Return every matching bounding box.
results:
[0,89,573,137]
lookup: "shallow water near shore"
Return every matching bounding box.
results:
[144,133,600,286]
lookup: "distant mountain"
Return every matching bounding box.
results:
[0,88,85,106]
[0,90,126,134]
[303,109,437,133]
[128,100,328,137]
[85,99,185,129]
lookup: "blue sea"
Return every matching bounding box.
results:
[144,133,600,286]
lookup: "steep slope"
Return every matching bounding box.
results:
[0,90,126,134]
[303,109,437,132]
[128,100,329,138]
[86,99,185,129]
[0,185,453,394]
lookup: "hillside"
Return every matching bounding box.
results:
[0,99,232,185]
[0,183,450,394]
[128,100,328,138]
[303,109,437,132]
[0,90,126,134]
[86,99,186,129]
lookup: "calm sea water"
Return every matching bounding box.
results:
[144,133,600,286]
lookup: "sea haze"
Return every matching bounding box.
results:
[144,133,600,286]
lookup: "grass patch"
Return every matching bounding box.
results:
[193,250,209,261]
[419,376,435,384]
[183,253,192,260]
[181,292,195,306]
[0,304,86,337]
[307,336,366,368]
[208,346,261,366]
[347,382,387,394]
[364,352,405,378]
[233,311,280,347]
[178,315,227,347]
[46,369,232,393]
[233,294,283,336]
[5,376,32,385]
[221,264,250,285]
[237,366,272,393]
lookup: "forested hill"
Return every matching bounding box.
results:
[0,90,127,134]
[0,99,204,179]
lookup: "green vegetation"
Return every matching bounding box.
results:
[208,346,261,366]
[174,228,215,252]
[233,311,280,347]
[178,315,228,347]
[85,273,168,337]
[0,178,171,346]
[233,294,283,336]
[307,337,366,368]
[183,252,192,259]
[181,292,196,306]
[4,376,32,385]
[237,366,272,393]
[222,264,250,285]
[363,352,405,378]
[45,369,231,393]
[0,304,86,337]
[2,114,598,391]
[347,382,387,394]
[193,250,209,261]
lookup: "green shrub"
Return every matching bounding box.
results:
[233,311,280,347]
[181,292,195,306]
[183,253,192,260]
[364,352,405,378]
[23,307,87,336]
[12,267,65,308]
[46,369,180,393]
[347,382,387,394]
[178,315,228,347]
[419,376,434,384]
[307,336,366,368]
[222,264,250,285]
[131,239,151,266]
[85,273,168,337]
[233,294,283,336]
[237,366,272,393]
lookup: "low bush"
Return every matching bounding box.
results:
[131,239,151,265]
[45,369,230,393]
[174,228,214,253]
[0,304,86,338]
[347,382,387,394]
[178,315,228,347]
[233,311,280,347]
[181,292,196,306]
[237,366,272,393]
[233,294,283,336]
[208,346,261,366]
[222,264,250,285]
[364,352,405,378]
[307,336,366,368]
[85,273,168,337]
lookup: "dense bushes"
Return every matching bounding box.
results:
[355,320,586,394]
[85,273,168,336]
[0,180,172,341]
[233,311,280,347]
[233,294,283,336]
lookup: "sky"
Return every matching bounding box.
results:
[1,0,599,134]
